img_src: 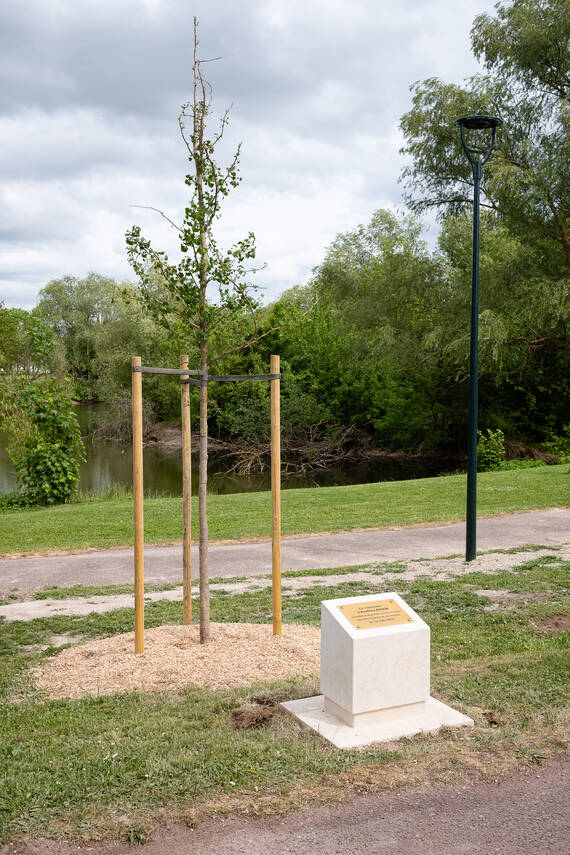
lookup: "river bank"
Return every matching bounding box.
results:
[1,403,556,499]
[143,420,465,478]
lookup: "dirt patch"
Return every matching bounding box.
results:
[476,589,555,610]
[231,703,274,729]
[31,623,320,701]
[532,613,570,635]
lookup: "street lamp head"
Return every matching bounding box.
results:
[455,115,503,131]
[455,114,503,169]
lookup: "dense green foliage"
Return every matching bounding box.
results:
[400,0,569,265]
[257,210,569,452]
[392,0,569,449]
[6,199,567,457]
[35,274,183,415]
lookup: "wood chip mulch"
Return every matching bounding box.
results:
[32,622,321,700]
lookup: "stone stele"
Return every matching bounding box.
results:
[281,592,473,749]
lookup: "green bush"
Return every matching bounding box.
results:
[542,425,570,461]
[4,377,85,505]
[498,459,546,471]
[0,493,33,513]
[477,428,505,472]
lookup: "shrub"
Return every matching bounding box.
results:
[542,425,570,461]
[477,428,505,472]
[0,493,33,513]
[498,459,546,471]
[3,377,85,505]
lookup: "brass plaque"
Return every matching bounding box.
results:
[338,599,413,630]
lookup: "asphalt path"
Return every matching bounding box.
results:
[1,508,568,592]
[5,757,569,855]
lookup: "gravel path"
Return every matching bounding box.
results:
[4,757,568,855]
[1,544,568,623]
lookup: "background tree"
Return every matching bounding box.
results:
[275,211,451,448]
[0,314,84,506]
[399,0,569,267]
[126,21,278,643]
[0,305,27,373]
[265,202,568,451]
[37,273,183,423]
[435,210,569,438]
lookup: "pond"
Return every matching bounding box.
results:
[0,403,454,497]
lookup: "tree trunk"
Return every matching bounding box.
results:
[194,18,211,644]
[199,340,210,643]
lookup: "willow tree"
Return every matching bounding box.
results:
[399,0,569,268]
[126,21,274,643]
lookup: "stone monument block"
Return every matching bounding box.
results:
[282,592,473,749]
[321,593,430,726]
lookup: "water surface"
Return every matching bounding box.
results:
[0,403,452,497]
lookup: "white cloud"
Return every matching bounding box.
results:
[0,0,497,309]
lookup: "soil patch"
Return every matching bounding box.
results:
[476,589,555,610]
[532,613,570,635]
[31,623,320,701]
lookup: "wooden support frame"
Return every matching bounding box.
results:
[130,355,282,653]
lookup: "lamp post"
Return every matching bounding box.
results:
[455,114,502,562]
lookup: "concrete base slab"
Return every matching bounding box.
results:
[281,695,474,749]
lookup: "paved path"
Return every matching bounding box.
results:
[4,757,569,855]
[1,508,568,593]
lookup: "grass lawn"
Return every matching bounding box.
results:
[0,553,568,844]
[0,464,568,555]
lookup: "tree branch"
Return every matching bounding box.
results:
[131,205,183,234]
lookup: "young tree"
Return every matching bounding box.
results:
[399,0,569,267]
[126,21,277,643]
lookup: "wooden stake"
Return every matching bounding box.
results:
[270,355,282,635]
[198,354,210,644]
[180,355,192,625]
[132,356,145,654]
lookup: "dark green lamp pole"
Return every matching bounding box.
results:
[455,114,502,562]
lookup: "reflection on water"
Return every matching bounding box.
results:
[0,403,450,497]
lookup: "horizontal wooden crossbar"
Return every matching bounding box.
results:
[181,373,281,384]
[209,373,281,382]
[133,365,281,383]
[132,366,204,375]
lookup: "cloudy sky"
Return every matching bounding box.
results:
[1,0,497,310]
